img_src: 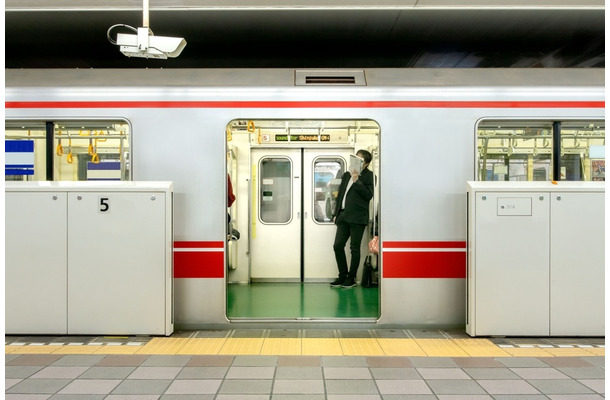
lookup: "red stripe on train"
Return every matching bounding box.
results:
[383,241,466,249]
[174,251,224,278]
[174,241,224,248]
[382,251,466,278]
[5,100,605,109]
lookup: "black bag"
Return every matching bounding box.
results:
[361,255,378,288]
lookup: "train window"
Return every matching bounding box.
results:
[478,123,553,181]
[560,122,605,181]
[478,121,605,182]
[313,158,345,223]
[259,157,292,224]
[5,120,130,181]
[5,122,48,181]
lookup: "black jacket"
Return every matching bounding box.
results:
[333,167,375,225]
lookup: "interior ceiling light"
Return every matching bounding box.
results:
[107,0,186,59]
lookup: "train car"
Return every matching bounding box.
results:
[5,68,605,330]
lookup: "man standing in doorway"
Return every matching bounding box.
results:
[331,149,375,288]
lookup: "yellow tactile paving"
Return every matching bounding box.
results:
[301,338,343,356]
[415,339,469,357]
[136,338,189,354]
[376,338,427,356]
[260,338,302,355]
[501,347,555,357]
[53,345,107,354]
[453,339,511,357]
[339,338,385,356]
[6,345,57,354]
[218,338,264,355]
[176,338,227,355]
[585,348,605,356]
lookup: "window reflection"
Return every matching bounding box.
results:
[313,158,344,223]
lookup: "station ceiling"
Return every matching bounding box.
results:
[4,0,605,69]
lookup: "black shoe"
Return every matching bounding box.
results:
[341,279,356,288]
[330,278,344,287]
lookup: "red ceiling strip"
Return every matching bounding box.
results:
[5,100,605,109]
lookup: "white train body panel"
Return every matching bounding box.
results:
[5,69,604,328]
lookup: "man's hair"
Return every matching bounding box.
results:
[357,149,373,165]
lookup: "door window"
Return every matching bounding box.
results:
[312,157,345,223]
[259,157,292,224]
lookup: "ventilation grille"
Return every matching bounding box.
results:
[295,70,366,86]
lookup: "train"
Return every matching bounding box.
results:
[5,68,605,330]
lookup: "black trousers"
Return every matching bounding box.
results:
[333,213,366,281]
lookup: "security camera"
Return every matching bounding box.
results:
[108,25,186,59]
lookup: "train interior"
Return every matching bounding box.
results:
[225,119,380,320]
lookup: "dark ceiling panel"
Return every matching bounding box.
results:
[4,8,605,68]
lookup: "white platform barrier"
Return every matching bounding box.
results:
[6,181,174,336]
[466,181,604,337]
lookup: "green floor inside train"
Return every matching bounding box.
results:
[227,283,379,319]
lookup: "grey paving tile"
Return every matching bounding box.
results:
[409,357,458,368]
[375,379,432,395]
[268,329,299,338]
[104,396,159,400]
[327,395,382,400]
[477,379,542,395]
[232,355,278,366]
[492,396,548,400]
[186,355,234,367]
[380,395,437,400]
[175,366,228,379]
[231,329,265,338]
[7,355,63,366]
[373,329,409,338]
[51,355,105,367]
[540,357,594,368]
[56,379,121,395]
[6,378,23,390]
[140,355,191,367]
[273,379,325,394]
[127,366,182,380]
[366,356,412,368]
[322,356,368,367]
[577,379,605,393]
[528,379,596,395]
[302,329,336,338]
[325,379,379,394]
[426,379,487,395]
[495,358,548,368]
[111,379,172,395]
[49,395,106,399]
[580,357,605,368]
[164,379,222,394]
[5,354,22,362]
[437,396,492,400]
[218,379,273,394]
[277,356,321,367]
[272,396,325,400]
[547,395,605,400]
[78,366,136,379]
[160,395,215,400]
[511,367,571,380]
[339,329,374,338]
[6,379,71,394]
[216,396,268,400]
[463,367,520,380]
[407,329,447,339]
[557,367,605,379]
[95,355,148,367]
[225,366,275,379]
[370,367,420,380]
[324,367,372,379]
[453,357,505,368]
[30,367,89,379]
[275,366,323,379]
[5,395,52,400]
[417,367,471,380]
[195,330,231,338]
[6,366,44,379]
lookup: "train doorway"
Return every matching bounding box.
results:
[226,119,380,320]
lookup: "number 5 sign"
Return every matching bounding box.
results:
[99,197,111,213]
